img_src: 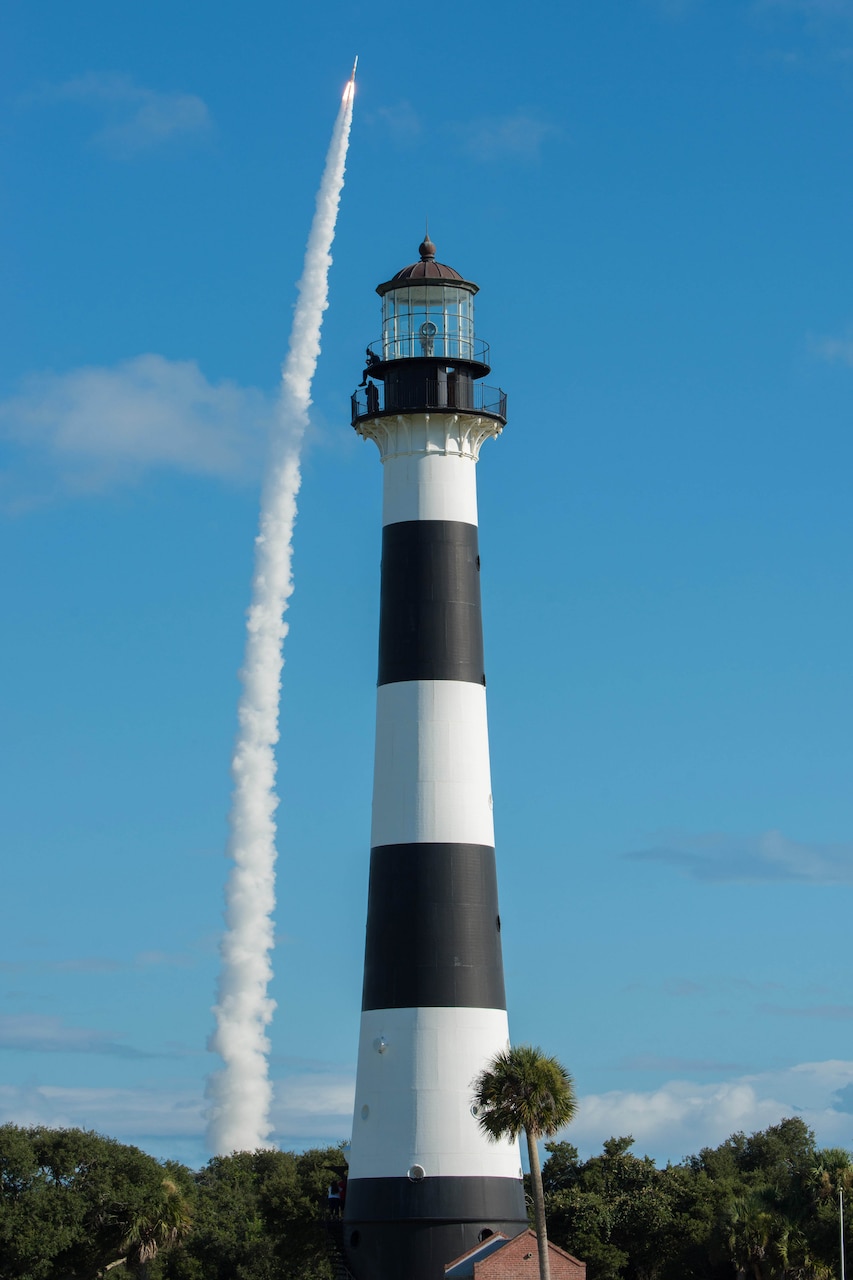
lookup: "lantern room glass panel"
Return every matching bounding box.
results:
[382,285,475,361]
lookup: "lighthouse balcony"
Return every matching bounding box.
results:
[351,378,507,428]
[368,335,492,365]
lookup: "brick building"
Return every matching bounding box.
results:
[445,1229,587,1280]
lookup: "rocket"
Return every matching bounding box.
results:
[351,55,358,82]
[343,236,527,1280]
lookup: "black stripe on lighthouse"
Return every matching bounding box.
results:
[345,1179,527,1280]
[378,520,484,687]
[362,843,506,1011]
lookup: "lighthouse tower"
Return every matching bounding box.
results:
[344,237,528,1280]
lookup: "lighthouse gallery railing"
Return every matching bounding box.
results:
[351,381,507,426]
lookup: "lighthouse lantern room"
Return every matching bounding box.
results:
[352,236,506,425]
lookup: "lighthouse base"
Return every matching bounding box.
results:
[343,1176,527,1280]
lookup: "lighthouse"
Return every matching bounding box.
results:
[344,236,528,1280]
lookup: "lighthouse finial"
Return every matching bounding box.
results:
[419,223,436,261]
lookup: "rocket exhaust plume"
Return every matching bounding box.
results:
[206,69,356,1156]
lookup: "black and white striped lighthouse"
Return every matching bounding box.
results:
[344,237,528,1280]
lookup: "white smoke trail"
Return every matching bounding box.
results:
[207,75,355,1156]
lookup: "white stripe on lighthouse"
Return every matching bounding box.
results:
[383,450,479,526]
[358,412,501,528]
[371,681,495,849]
[348,1006,519,1181]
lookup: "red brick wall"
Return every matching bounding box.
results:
[474,1232,586,1280]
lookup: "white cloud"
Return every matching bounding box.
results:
[757,0,853,14]
[758,1002,853,1020]
[0,1069,354,1162]
[0,1082,206,1138]
[834,1083,853,1112]
[0,950,201,976]
[53,951,197,973]
[760,47,804,63]
[647,0,703,17]
[271,1071,356,1147]
[3,1060,851,1168]
[568,1060,853,1162]
[0,354,273,504]
[0,1014,155,1059]
[368,100,423,145]
[451,110,560,164]
[24,73,211,154]
[627,828,853,884]
[366,101,558,164]
[51,957,123,974]
[620,1053,747,1072]
[812,333,853,365]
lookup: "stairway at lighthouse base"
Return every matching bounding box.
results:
[324,1218,358,1280]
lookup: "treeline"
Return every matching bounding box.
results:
[542,1118,851,1280]
[0,1118,849,1280]
[0,1125,344,1279]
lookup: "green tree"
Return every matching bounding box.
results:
[688,1119,835,1280]
[163,1145,346,1280]
[473,1045,577,1280]
[723,1191,777,1280]
[119,1173,193,1277]
[810,1149,852,1280]
[541,1121,847,1280]
[811,1149,853,1196]
[543,1137,689,1280]
[0,1125,194,1279]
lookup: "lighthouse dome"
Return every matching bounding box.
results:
[376,236,478,296]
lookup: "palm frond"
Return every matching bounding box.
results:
[472,1045,577,1143]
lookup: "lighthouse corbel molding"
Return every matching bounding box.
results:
[355,412,502,462]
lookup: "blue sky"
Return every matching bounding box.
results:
[2,0,852,1170]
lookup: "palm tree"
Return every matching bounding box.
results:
[811,1151,852,1280]
[811,1148,853,1203]
[724,1192,775,1280]
[472,1045,577,1280]
[103,1176,193,1278]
